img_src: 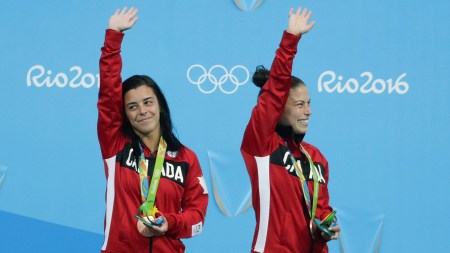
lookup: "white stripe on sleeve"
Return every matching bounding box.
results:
[254,155,270,253]
[102,156,117,251]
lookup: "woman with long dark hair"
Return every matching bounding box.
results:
[241,7,340,253]
[97,7,208,253]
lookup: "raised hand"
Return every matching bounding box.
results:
[287,7,316,36]
[108,7,139,32]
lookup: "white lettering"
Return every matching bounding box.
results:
[161,163,184,183]
[69,66,82,88]
[359,71,373,94]
[282,152,296,173]
[26,65,45,87]
[125,149,137,171]
[285,164,295,173]
[308,164,326,184]
[315,165,326,184]
[318,70,409,95]
[282,152,289,164]
[54,72,68,88]
[165,163,174,178]
[318,70,337,93]
[175,166,184,183]
[26,64,100,88]
[344,77,358,93]
[391,73,409,94]
[126,149,133,166]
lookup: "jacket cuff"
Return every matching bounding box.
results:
[164,213,178,237]
[280,30,301,52]
[104,29,124,49]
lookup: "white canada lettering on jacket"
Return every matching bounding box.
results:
[125,149,138,171]
[311,164,326,184]
[280,150,326,184]
[282,151,296,173]
[161,163,184,184]
[124,148,185,184]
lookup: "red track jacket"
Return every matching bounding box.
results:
[98,29,208,253]
[241,31,334,253]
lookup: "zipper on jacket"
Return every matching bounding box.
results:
[149,237,153,253]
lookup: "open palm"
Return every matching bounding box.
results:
[108,7,139,32]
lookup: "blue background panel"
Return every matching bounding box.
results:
[0,0,449,252]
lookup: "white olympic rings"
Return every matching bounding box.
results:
[186,64,249,94]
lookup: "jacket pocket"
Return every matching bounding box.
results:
[280,212,297,248]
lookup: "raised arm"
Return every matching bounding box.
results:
[241,7,315,156]
[97,7,138,158]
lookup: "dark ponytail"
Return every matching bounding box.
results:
[252,65,306,97]
[252,65,270,88]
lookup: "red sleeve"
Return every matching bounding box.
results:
[97,29,126,159]
[241,31,301,157]
[164,149,209,239]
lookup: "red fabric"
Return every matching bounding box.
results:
[241,31,333,253]
[98,29,208,253]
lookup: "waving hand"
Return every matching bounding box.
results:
[287,7,316,35]
[108,7,139,32]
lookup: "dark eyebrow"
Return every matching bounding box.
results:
[293,98,311,104]
[126,97,153,107]
[126,101,138,107]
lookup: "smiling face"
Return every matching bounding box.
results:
[279,85,312,134]
[124,85,161,140]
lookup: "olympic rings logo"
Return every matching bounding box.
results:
[186,64,249,94]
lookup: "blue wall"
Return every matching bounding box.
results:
[1,0,449,252]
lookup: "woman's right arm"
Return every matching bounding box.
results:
[241,7,315,157]
[97,7,138,159]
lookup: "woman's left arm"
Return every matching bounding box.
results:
[163,152,209,239]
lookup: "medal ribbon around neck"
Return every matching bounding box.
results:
[137,136,167,217]
[288,144,319,220]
